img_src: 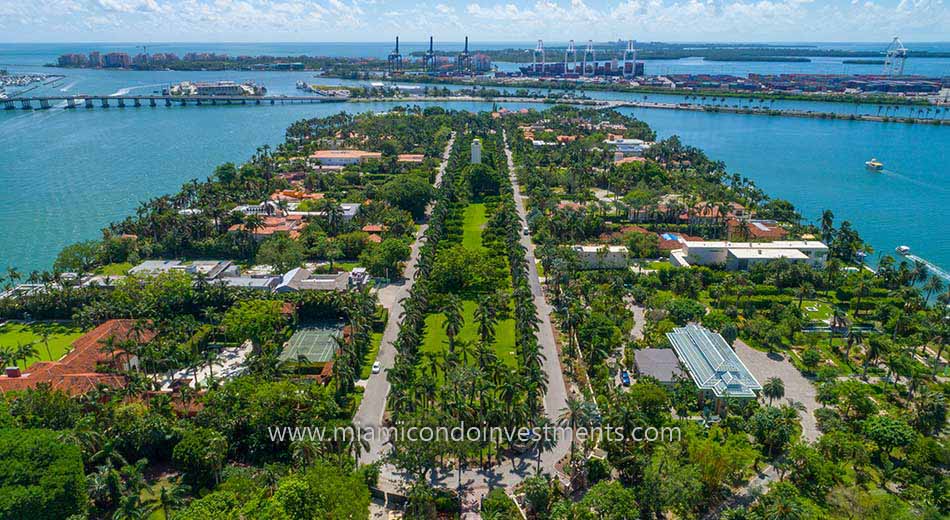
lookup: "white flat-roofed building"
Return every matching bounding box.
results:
[603,137,651,155]
[571,245,629,269]
[670,240,828,270]
[128,260,183,276]
[308,150,382,167]
[471,138,482,164]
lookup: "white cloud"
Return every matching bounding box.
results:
[0,0,946,42]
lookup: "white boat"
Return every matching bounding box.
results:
[865,158,884,171]
[896,245,911,255]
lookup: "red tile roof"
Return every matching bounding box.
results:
[0,320,155,395]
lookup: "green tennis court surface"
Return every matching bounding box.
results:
[280,323,343,364]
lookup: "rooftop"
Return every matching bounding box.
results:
[634,348,684,383]
[572,245,628,254]
[683,240,828,250]
[0,319,156,395]
[728,248,808,260]
[309,150,382,160]
[666,324,761,398]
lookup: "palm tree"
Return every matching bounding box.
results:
[762,377,785,405]
[38,331,54,362]
[5,267,21,288]
[112,493,152,520]
[153,477,190,519]
[526,415,556,475]
[795,282,814,309]
[558,397,596,471]
[291,438,322,467]
[14,341,36,368]
[862,336,887,379]
[0,346,16,368]
[923,275,944,301]
[820,209,834,244]
[473,296,498,346]
[443,294,464,353]
[830,306,848,348]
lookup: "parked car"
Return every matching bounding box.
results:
[371,361,381,374]
[620,370,631,387]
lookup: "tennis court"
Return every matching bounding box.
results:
[280,322,343,364]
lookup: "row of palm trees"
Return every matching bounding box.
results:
[385,127,557,480]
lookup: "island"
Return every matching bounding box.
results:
[0,106,946,520]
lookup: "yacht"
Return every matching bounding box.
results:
[865,158,884,171]
[896,245,911,255]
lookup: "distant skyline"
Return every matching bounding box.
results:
[1,0,948,44]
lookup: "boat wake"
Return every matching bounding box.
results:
[59,81,77,92]
[904,253,950,284]
[109,87,133,97]
[882,169,949,194]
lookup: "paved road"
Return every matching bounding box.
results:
[733,340,821,442]
[356,129,571,513]
[354,132,455,465]
[504,128,572,473]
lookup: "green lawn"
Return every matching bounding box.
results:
[462,203,488,250]
[360,332,384,379]
[96,262,133,276]
[801,299,834,321]
[643,260,673,271]
[0,322,85,368]
[420,300,518,375]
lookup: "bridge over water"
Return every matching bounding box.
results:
[2,94,349,110]
[3,94,945,126]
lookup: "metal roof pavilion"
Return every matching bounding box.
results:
[666,324,761,398]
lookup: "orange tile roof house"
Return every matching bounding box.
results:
[270,189,324,202]
[730,219,789,240]
[0,319,156,395]
[229,215,306,240]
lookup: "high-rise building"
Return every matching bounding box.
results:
[88,51,102,68]
[103,52,131,68]
[57,54,88,67]
[471,139,482,164]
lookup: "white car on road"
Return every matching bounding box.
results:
[371,361,381,374]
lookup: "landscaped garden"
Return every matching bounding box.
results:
[0,321,85,368]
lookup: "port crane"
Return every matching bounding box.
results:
[564,40,577,75]
[533,40,545,75]
[423,36,436,73]
[457,36,472,73]
[387,37,402,74]
[883,37,907,76]
[582,40,595,76]
[621,40,637,78]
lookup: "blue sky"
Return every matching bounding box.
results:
[1,0,947,43]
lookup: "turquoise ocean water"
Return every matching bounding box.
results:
[0,43,947,274]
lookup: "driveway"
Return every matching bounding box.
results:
[353,132,455,465]
[733,340,821,442]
